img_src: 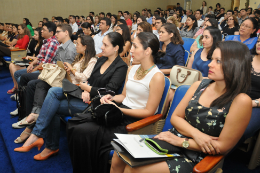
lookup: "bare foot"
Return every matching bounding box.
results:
[39,148,54,157]
[23,134,39,147]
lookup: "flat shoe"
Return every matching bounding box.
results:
[34,149,59,161]
[14,138,44,152]
[18,114,39,127]
[12,117,27,129]
[10,108,18,116]
[14,130,31,143]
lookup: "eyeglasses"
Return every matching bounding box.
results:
[240,24,252,29]
[97,88,115,98]
[56,30,63,34]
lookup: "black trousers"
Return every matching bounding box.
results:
[0,45,11,57]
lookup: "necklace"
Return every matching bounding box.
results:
[136,65,155,80]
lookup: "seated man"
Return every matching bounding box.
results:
[69,15,78,35]
[154,17,166,39]
[195,9,204,28]
[93,17,110,57]
[124,11,132,30]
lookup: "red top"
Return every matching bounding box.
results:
[15,35,30,49]
[125,18,132,26]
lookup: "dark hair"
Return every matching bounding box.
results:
[80,15,85,19]
[220,7,225,11]
[209,6,213,9]
[81,22,94,35]
[227,10,234,14]
[106,32,125,54]
[229,15,239,26]
[185,15,198,31]
[75,15,79,19]
[55,16,63,23]
[111,15,118,28]
[106,13,112,18]
[99,12,105,16]
[18,23,31,39]
[133,13,139,24]
[124,11,130,15]
[138,21,152,32]
[177,3,180,5]
[205,14,215,19]
[196,10,203,15]
[202,1,207,6]
[155,17,166,24]
[162,23,184,45]
[247,7,253,15]
[138,16,147,22]
[240,8,246,12]
[136,32,163,64]
[90,12,94,15]
[43,18,49,22]
[64,18,69,24]
[23,18,32,26]
[117,24,131,43]
[242,17,259,38]
[234,10,238,13]
[43,22,57,35]
[201,27,222,60]
[254,9,260,15]
[216,3,221,8]
[207,18,218,28]
[0,23,4,26]
[86,16,94,24]
[118,19,127,25]
[34,27,44,48]
[70,15,76,19]
[12,24,19,32]
[57,24,72,38]
[71,34,97,73]
[101,17,111,27]
[211,41,251,108]
[251,35,260,55]
[118,11,123,15]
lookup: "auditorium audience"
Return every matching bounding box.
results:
[238,8,249,25]
[154,17,166,39]
[132,13,139,31]
[187,27,222,77]
[23,18,34,36]
[69,15,78,35]
[180,15,199,38]
[131,16,147,41]
[110,15,118,32]
[219,10,234,29]
[81,22,94,36]
[123,11,132,30]
[222,15,239,37]
[93,15,100,33]
[200,1,208,15]
[225,18,258,50]
[110,40,252,173]
[214,3,221,16]
[195,10,204,27]
[166,16,179,30]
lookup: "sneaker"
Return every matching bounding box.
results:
[10,94,18,101]
[12,117,27,129]
[10,108,18,116]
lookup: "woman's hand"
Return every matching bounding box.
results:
[252,99,260,107]
[79,82,89,90]
[64,62,73,71]
[100,94,114,104]
[103,99,119,108]
[27,64,34,73]
[154,131,181,146]
[192,131,219,155]
[81,91,90,103]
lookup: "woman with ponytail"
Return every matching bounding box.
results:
[23,18,34,36]
[66,32,165,173]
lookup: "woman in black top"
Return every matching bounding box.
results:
[222,15,239,37]
[27,27,43,56]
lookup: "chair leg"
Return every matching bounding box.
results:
[248,131,260,170]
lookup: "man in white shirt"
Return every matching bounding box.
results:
[195,10,204,27]
[118,11,125,19]
[93,17,110,57]
[181,9,192,25]
[69,15,78,35]
[154,17,166,39]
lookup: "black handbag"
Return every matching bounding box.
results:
[62,78,83,99]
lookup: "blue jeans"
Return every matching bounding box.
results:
[31,87,88,150]
[14,69,39,86]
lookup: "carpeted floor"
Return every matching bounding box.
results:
[1,65,260,173]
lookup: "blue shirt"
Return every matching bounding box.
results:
[147,17,153,24]
[192,49,211,77]
[225,35,258,50]
[156,42,185,70]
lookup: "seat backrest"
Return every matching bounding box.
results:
[162,85,190,131]
[224,35,233,41]
[156,76,171,115]
[182,37,195,53]
[117,81,125,94]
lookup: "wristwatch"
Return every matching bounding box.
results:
[255,100,259,107]
[182,138,189,148]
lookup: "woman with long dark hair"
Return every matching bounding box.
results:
[23,18,34,36]
[111,40,252,173]
[180,15,199,38]
[81,22,94,36]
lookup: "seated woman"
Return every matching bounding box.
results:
[81,22,94,36]
[13,33,128,166]
[190,18,218,53]
[132,13,139,32]
[66,32,165,173]
[180,15,199,38]
[115,24,131,65]
[93,15,100,33]
[187,27,222,77]
[38,21,43,28]
[2,24,19,47]
[85,16,94,30]
[131,16,147,41]
[26,27,44,57]
[13,34,98,142]
[110,15,118,32]
[156,23,185,75]
[222,15,239,37]
[23,18,34,36]
[225,17,258,50]
[166,16,179,30]
[110,40,252,173]
[7,27,41,95]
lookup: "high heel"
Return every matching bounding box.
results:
[14,138,44,152]
[34,149,59,161]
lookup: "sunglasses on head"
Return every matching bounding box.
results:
[97,88,115,98]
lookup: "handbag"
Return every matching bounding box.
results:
[62,78,83,99]
[38,63,66,87]
[170,65,203,87]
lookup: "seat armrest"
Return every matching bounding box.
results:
[38,67,43,71]
[193,155,224,173]
[10,48,26,51]
[126,114,163,132]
